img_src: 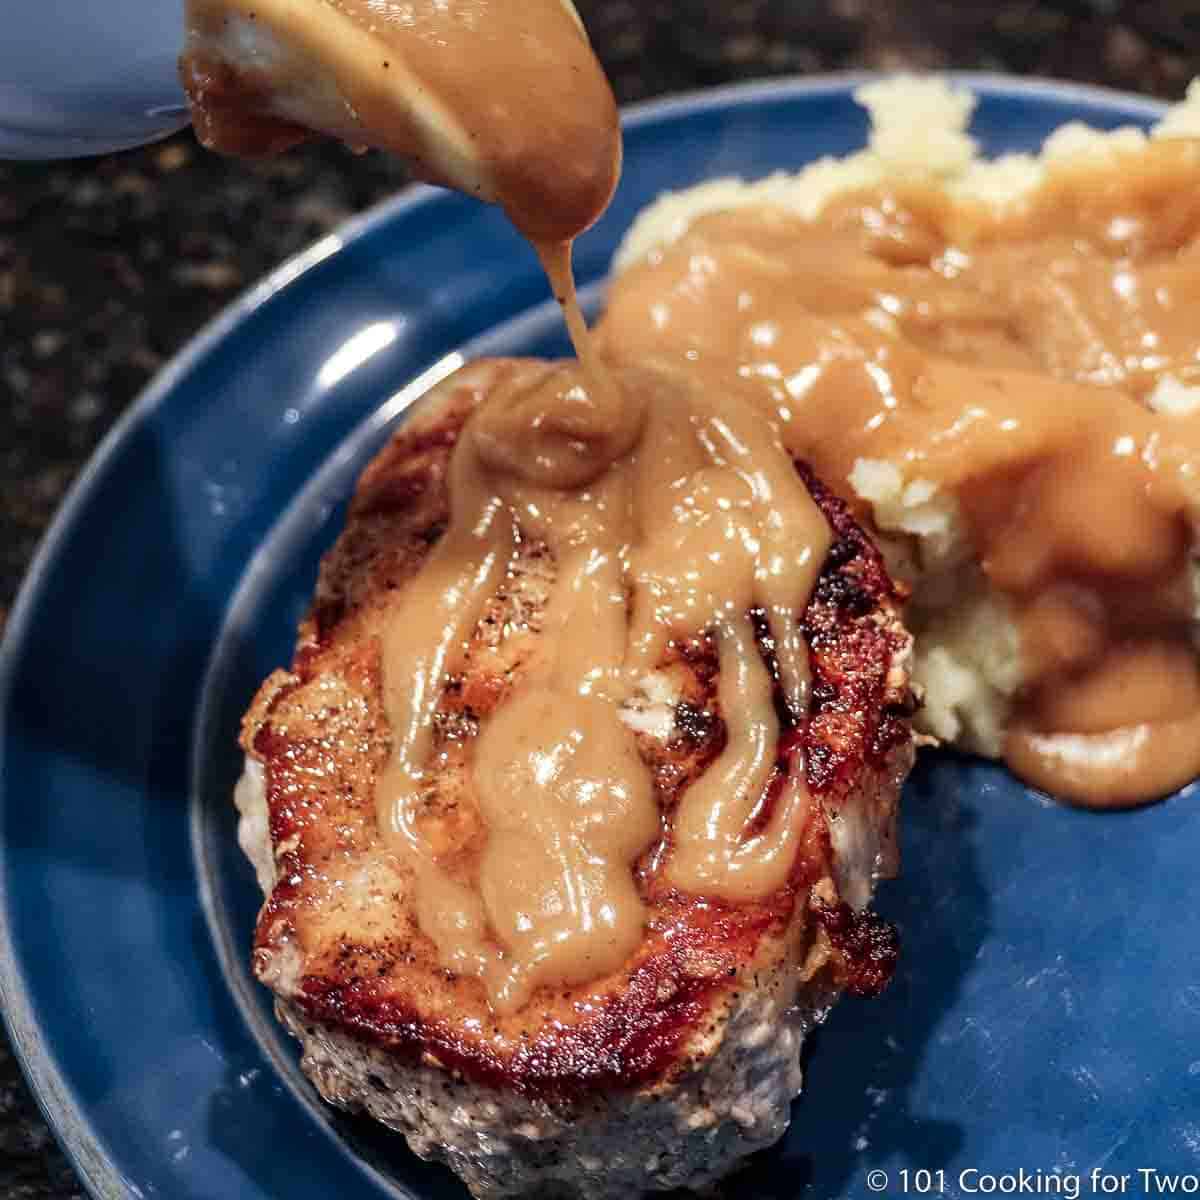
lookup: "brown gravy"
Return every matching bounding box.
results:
[184,3,837,1008]
[602,140,1200,809]
[375,359,830,1011]
[187,0,1198,994]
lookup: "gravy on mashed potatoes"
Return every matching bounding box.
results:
[607,78,1200,808]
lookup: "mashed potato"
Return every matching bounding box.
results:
[613,76,1200,762]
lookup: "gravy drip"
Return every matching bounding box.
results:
[182,0,620,242]
[377,360,830,1011]
[601,141,1200,807]
[184,0,832,1005]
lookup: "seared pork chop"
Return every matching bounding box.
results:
[236,358,916,1198]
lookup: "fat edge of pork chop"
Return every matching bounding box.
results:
[234,360,917,1199]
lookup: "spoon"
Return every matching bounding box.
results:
[181,0,621,242]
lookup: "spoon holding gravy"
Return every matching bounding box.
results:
[180,0,621,245]
[181,0,622,416]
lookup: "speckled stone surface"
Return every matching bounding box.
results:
[1,2,1197,1195]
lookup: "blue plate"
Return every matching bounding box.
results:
[3,75,1199,1200]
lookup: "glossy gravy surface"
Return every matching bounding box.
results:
[602,141,1200,808]
[183,3,839,1008]
[376,360,830,1011]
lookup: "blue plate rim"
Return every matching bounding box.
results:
[0,71,1172,1200]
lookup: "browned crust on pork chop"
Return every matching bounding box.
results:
[242,359,915,1101]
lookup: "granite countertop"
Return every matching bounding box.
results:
[1,2,1196,1195]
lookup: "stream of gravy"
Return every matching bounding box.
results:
[183,1,835,1008]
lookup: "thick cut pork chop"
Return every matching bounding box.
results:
[236,359,917,1198]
